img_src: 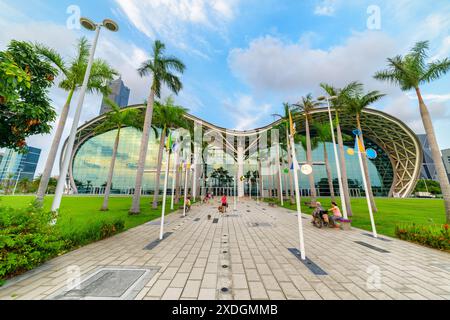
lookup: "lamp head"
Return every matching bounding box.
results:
[103,19,119,32]
[80,17,97,31]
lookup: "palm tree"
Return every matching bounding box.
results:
[374,40,450,222]
[130,40,186,214]
[314,122,336,202]
[35,38,117,203]
[293,94,322,203]
[272,103,295,204]
[320,82,360,216]
[93,99,143,211]
[344,83,385,212]
[152,97,188,209]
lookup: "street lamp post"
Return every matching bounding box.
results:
[51,17,119,213]
[318,95,348,220]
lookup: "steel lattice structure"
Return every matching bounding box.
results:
[62,106,422,198]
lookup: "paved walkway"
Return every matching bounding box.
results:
[1,199,450,300]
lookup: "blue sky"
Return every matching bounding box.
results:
[1,0,450,175]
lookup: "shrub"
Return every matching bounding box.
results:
[61,219,125,248]
[0,203,65,282]
[395,224,450,251]
[0,203,125,285]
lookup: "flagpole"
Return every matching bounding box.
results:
[183,162,190,217]
[289,110,306,260]
[170,148,178,210]
[356,135,378,238]
[159,147,171,240]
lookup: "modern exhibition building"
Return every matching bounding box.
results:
[60,105,422,198]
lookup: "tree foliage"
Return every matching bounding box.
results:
[0,41,58,150]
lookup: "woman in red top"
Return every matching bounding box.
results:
[221,195,228,213]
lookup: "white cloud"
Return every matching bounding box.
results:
[383,94,450,134]
[228,31,399,96]
[223,95,272,131]
[314,0,337,16]
[114,0,239,57]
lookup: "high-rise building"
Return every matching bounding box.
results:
[417,134,438,181]
[0,146,41,181]
[442,148,450,182]
[99,77,130,115]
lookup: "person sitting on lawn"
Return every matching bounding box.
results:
[328,202,342,227]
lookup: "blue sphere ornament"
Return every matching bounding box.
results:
[366,148,377,159]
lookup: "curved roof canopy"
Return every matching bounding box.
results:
[62,105,422,198]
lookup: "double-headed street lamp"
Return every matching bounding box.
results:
[317,95,349,220]
[51,18,119,213]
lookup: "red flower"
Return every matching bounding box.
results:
[444,224,449,231]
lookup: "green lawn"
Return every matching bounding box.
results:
[1,195,446,238]
[266,197,447,238]
[0,195,184,233]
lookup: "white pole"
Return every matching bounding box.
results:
[170,150,178,210]
[326,98,348,220]
[160,148,171,240]
[276,144,284,206]
[234,176,237,211]
[356,137,378,238]
[290,135,306,260]
[183,163,189,217]
[256,177,260,203]
[52,26,102,212]
[13,169,22,195]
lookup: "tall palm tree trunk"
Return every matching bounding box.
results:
[276,148,282,201]
[323,143,336,202]
[356,114,378,212]
[336,117,353,216]
[258,159,264,200]
[416,88,450,223]
[101,127,120,211]
[130,91,155,214]
[152,127,166,209]
[36,88,74,202]
[286,127,295,204]
[305,118,317,202]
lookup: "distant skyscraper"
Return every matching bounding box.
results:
[417,134,438,181]
[442,148,450,182]
[0,146,41,181]
[99,77,130,115]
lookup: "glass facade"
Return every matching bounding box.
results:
[72,127,394,197]
[0,146,41,181]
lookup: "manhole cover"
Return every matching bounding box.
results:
[51,267,159,300]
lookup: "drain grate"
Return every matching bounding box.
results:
[194,218,200,222]
[362,233,393,242]
[144,232,173,250]
[355,241,390,253]
[51,267,159,300]
[146,220,169,226]
[430,264,450,272]
[213,218,219,224]
[248,222,272,228]
[288,248,327,276]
